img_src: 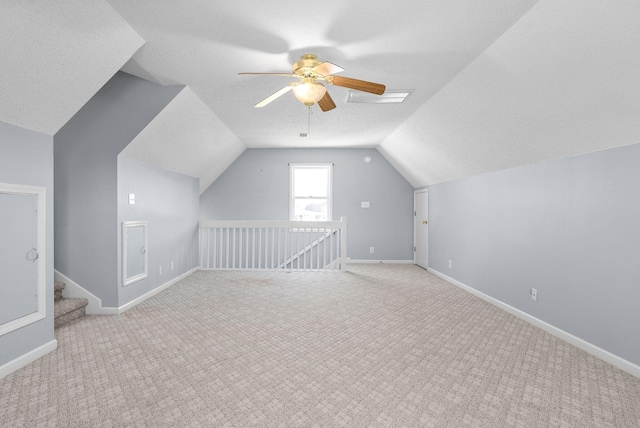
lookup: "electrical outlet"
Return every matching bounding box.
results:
[159,265,163,275]
[531,288,538,302]
[170,261,174,271]
[448,260,452,269]
[369,247,375,254]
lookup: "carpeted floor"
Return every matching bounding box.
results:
[1,264,639,427]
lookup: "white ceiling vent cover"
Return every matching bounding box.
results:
[346,90,412,104]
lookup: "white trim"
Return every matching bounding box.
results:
[428,268,640,379]
[0,339,57,379]
[199,218,347,271]
[54,270,117,315]
[55,268,198,315]
[349,259,414,264]
[117,267,198,314]
[200,219,345,229]
[0,183,47,337]
[122,221,148,286]
[413,189,428,269]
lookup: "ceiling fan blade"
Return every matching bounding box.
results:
[311,62,344,76]
[254,84,295,108]
[331,76,385,95]
[318,91,336,112]
[239,72,297,77]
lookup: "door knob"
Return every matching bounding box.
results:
[422,220,428,224]
[27,246,39,262]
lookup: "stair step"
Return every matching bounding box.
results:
[54,297,88,328]
[54,281,65,301]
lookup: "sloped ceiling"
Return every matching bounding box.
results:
[119,87,245,193]
[3,1,640,190]
[379,0,640,186]
[107,0,539,153]
[0,0,144,135]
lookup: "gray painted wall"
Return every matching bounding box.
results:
[54,72,182,307]
[428,143,640,366]
[117,157,199,306]
[200,148,414,261]
[0,121,54,367]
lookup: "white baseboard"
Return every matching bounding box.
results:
[0,339,57,379]
[55,270,117,315]
[55,268,198,315]
[348,259,414,264]
[428,268,640,379]
[117,267,198,314]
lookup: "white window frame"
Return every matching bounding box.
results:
[289,163,333,221]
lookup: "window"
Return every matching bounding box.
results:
[290,163,332,221]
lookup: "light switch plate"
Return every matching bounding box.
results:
[128,193,135,205]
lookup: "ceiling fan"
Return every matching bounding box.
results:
[239,54,386,112]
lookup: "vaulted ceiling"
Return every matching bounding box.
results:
[2,1,640,191]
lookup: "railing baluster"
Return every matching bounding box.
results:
[258,228,262,269]
[251,228,255,269]
[284,227,288,270]
[295,227,299,271]
[199,218,346,272]
[277,228,281,270]
[316,227,320,270]
[321,229,324,270]
[244,227,248,269]
[238,227,242,269]
[264,227,268,269]
[330,228,334,268]
[216,228,220,269]
[270,228,274,269]
[209,228,213,269]
[199,228,204,268]
[226,227,231,269]
[200,228,205,268]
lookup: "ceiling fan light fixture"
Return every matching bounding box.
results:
[293,79,326,106]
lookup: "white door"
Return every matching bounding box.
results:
[414,190,429,269]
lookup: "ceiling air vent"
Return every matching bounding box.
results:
[346,90,412,104]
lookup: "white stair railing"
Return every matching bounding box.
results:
[199,217,347,271]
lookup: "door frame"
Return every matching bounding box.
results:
[414,189,429,269]
[122,221,149,286]
[0,183,47,336]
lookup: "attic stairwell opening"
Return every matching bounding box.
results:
[54,281,88,329]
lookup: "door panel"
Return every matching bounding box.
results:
[126,224,146,278]
[0,193,39,325]
[123,221,148,286]
[414,190,429,269]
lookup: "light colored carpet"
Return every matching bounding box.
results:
[1,264,639,427]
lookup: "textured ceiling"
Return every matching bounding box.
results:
[3,1,640,189]
[108,0,539,152]
[380,0,640,186]
[0,0,144,135]
[119,87,245,193]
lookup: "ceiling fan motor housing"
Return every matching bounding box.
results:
[293,54,322,76]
